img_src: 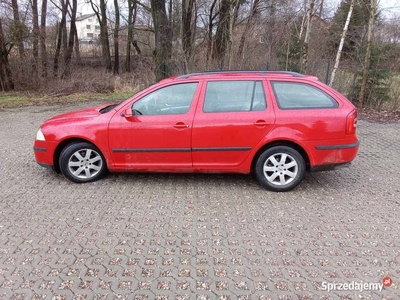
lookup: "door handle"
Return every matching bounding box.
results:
[174,122,189,129]
[254,120,269,126]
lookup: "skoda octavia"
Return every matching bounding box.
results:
[34,71,359,192]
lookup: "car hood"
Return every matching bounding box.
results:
[46,104,111,122]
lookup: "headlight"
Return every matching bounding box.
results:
[36,128,46,141]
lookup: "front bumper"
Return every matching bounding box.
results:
[33,140,57,167]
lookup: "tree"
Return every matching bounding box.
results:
[206,0,218,62]
[212,0,231,65]
[11,0,25,58]
[53,0,69,77]
[358,0,376,108]
[125,0,137,72]
[61,0,77,78]
[301,0,315,73]
[182,0,195,72]
[151,0,172,81]
[237,0,260,60]
[32,0,40,80]
[328,0,371,60]
[0,19,14,91]
[330,0,354,86]
[113,0,120,75]
[90,0,112,71]
[40,0,48,77]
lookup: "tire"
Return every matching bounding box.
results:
[255,146,306,192]
[59,142,106,183]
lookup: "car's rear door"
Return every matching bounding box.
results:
[191,79,276,169]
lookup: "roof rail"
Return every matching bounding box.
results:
[176,70,304,79]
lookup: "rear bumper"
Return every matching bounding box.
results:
[315,141,360,150]
[310,162,351,172]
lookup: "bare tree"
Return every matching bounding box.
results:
[213,0,231,66]
[125,0,137,72]
[237,0,260,60]
[151,0,172,81]
[53,0,69,77]
[11,0,25,58]
[206,0,218,62]
[40,0,48,77]
[358,0,377,108]
[90,0,112,71]
[32,0,40,80]
[301,0,315,73]
[182,0,195,73]
[61,0,77,78]
[0,18,14,91]
[113,0,120,75]
[329,0,354,87]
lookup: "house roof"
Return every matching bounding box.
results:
[76,13,96,22]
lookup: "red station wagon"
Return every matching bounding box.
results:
[34,71,359,192]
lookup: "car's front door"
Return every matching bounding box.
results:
[108,82,200,171]
[192,80,275,169]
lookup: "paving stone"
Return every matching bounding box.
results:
[0,102,399,298]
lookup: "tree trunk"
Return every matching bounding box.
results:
[329,0,354,87]
[40,0,47,77]
[0,19,14,91]
[182,0,195,73]
[74,32,80,62]
[358,0,376,108]
[318,0,324,18]
[61,0,77,79]
[11,0,24,58]
[227,0,239,69]
[91,0,112,71]
[301,0,315,73]
[53,0,69,77]
[113,0,120,75]
[125,0,137,72]
[206,0,218,62]
[151,0,173,81]
[213,0,231,65]
[237,0,260,60]
[32,0,39,82]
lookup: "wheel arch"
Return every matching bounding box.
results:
[251,140,311,173]
[53,138,106,173]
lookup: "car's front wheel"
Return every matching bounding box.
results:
[255,146,306,192]
[59,142,106,183]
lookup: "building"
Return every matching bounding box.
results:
[75,13,101,44]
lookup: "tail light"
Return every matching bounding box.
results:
[346,109,357,135]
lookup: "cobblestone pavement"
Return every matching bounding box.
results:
[0,102,399,300]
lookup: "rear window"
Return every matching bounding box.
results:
[271,82,338,109]
[203,81,266,113]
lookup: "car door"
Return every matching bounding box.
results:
[191,80,275,169]
[108,82,200,171]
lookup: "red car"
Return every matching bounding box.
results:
[34,71,359,192]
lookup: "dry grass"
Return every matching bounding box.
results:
[1,60,155,109]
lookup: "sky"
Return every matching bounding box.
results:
[77,0,400,20]
[378,0,400,18]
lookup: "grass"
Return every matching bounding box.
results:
[0,91,136,109]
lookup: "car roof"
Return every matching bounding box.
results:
[175,70,313,80]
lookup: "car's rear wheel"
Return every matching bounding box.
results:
[59,142,106,183]
[255,146,305,192]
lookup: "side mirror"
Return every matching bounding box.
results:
[121,107,133,118]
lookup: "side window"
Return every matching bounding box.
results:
[271,82,339,109]
[132,83,198,115]
[203,81,266,113]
